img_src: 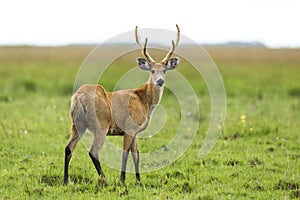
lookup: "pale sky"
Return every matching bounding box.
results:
[1,0,299,47]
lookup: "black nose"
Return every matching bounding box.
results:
[157,79,164,87]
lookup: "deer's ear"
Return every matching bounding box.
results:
[137,57,151,71]
[166,57,180,70]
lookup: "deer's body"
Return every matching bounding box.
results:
[71,82,162,137]
[64,25,180,185]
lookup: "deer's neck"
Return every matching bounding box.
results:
[136,82,163,108]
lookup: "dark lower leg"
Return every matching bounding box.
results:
[89,152,105,178]
[120,150,129,183]
[132,151,140,182]
[64,122,82,185]
[64,146,72,185]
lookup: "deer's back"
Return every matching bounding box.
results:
[71,84,151,135]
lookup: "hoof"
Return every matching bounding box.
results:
[97,176,107,187]
[135,180,142,186]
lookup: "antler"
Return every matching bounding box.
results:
[161,24,180,65]
[135,26,156,64]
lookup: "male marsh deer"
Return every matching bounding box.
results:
[64,25,180,185]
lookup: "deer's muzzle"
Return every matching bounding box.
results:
[156,79,164,87]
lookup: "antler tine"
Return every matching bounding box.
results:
[135,26,155,63]
[135,26,143,48]
[161,40,175,64]
[161,24,180,64]
[175,24,180,47]
[143,38,155,63]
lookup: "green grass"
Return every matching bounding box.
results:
[0,46,299,199]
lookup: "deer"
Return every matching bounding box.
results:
[63,25,180,185]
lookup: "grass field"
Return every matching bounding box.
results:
[0,45,299,199]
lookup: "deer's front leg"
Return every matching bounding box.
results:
[121,134,133,183]
[121,151,129,183]
[131,137,140,182]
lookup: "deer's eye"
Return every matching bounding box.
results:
[151,70,155,74]
[163,70,166,73]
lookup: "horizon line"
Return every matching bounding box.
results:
[1,41,300,49]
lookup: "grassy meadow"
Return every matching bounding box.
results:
[0,45,299,199]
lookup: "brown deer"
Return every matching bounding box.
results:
[64,25,180,185]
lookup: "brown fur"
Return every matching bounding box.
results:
[64,25,180,185]
[64,70,164,184]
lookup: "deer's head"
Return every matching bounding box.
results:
[135,25,180,88]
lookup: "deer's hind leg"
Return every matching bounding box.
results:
[64,121,86,185]
[88,122,108,178]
